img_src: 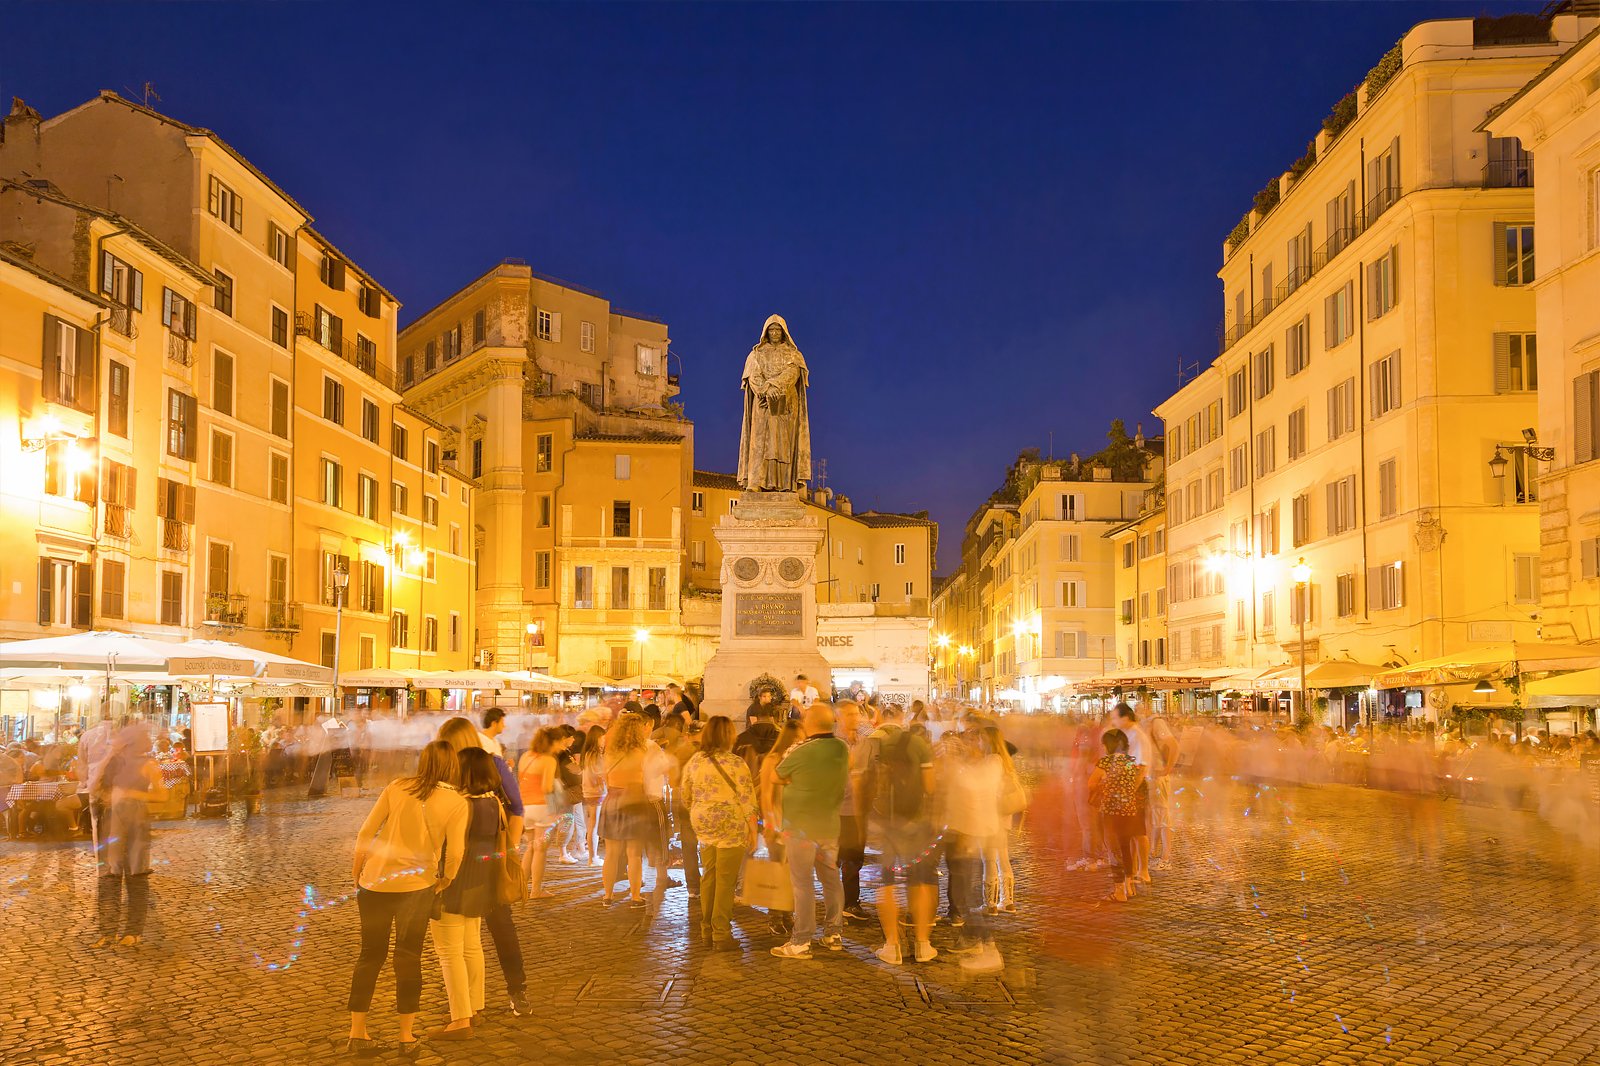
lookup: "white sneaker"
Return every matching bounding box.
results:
[913,940,938,964]
[960,943,1004,974]
[770,942,812,959]
[874,943,903,965]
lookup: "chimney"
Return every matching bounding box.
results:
[1134,423,1145,448]
[3,98,43,170]
[1092,465,1112,481]
[838,495,853,516]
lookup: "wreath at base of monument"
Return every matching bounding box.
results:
[747,673,788,703]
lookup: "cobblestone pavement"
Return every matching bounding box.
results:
[1,773,1596,1066]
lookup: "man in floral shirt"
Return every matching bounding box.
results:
[680,716,759,950]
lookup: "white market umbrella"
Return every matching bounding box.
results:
[337,668,418,689]
[171,638,332,683]
[0,630,201,672]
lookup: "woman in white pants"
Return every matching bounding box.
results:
[428,747,506,1041]
[980,725,1023,913]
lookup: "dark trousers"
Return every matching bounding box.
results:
[1104,813,1143,882]
[673,805,701,894]
[347,886,433,1014]
[838,814,865,909]
[947,833,989,943]
[97,873,150,937]
[483,902,525,995]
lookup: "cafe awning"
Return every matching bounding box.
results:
[1524,668,1600,701]
[1248,660,1385,690]
[1375,642,1600,689]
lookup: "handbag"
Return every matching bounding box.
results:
[494,806,526,906]
[999,768,1029,816]
[735,857,794,911]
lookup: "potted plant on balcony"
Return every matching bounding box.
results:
[205,592,230,622]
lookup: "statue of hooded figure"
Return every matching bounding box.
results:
[736,314,812,492]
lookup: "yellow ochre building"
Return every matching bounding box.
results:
[0,93,476,728]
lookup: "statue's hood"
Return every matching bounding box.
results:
[757,313,795,348]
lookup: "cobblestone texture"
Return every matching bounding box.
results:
[0,773,1595,1065]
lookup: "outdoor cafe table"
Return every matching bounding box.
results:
[3,780,81,838]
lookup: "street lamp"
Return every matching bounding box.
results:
[634,628,650,694]
[1291,557,1311,727]
[330,561,350,719]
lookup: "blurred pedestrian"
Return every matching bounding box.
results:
[758,720,803,937]
[942,729,1005,972]
[861,703,939,965]
[346,740,467,1059]
[579,725,606,865]
[91,724,165,949]
[836,700,872,922]
[980,723,1023,914]
[599,714,652,906]
[517,727,560,899]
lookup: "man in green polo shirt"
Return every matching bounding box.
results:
[770,703,850,959]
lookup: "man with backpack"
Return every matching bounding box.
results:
[859,703,938,965]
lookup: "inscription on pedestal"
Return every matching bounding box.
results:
[734,592,803,637]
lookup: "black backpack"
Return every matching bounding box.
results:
[882,730,924,820]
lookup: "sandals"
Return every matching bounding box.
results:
[343,1036,380,1058]
[117,935,143,947]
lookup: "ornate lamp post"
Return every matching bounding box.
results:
[330,561,349,720]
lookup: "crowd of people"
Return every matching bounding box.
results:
[340,688,1031,1055]
[4,677,1596,1058]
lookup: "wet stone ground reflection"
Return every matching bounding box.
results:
[0,768,1595,1066]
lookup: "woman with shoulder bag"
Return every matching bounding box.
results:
[428,747,508,1041]
[680,716,758,950]
[346,740,467,1059]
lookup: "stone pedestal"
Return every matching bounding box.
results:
[699,491,833,719]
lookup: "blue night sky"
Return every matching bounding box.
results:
[3,1,1534,569]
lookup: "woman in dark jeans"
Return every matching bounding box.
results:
[346,741,467,1058]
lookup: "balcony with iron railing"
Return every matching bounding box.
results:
[595,659,642,679]
[102,503,132,539]
[161,518,190,551]
[1483,158,1533,189]
[295,312,397,390]
[205,592,249,627]
[166,331,192,366]
[1217,188,1398,355]
[108,305,138,339]
[265,601,301,633]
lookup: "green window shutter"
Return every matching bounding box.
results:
[1575,372,1596,465]
[1492,222,1508,286]
[74,322,96,414]
[41,314,60,401]
[38,559,53,625]
[1493,333,1511,395]
[74,561,93,627]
